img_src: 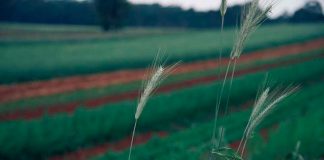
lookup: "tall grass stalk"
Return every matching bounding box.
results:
[223,58,237,116]
[210,0,228,151]
[217,127,225,148]
[236,87,270,155]
[211,60,231,146]
[128,57,177,160]
[211,0,273,152]
[225,0,273,113]
[237,86,298,156]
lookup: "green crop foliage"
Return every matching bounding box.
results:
[93,85,324,160]
[0,24,323,84]
[249,98,324,160]
[0,59,323,159]
[0,49,322,113]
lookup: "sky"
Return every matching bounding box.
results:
[127,0,324,18]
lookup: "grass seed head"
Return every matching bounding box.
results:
[230,0,274,59]
[250,87,270,121]
[135,66,165,119]
[134,57,179,120]
[220,0,228,17]
[246,86,298,139]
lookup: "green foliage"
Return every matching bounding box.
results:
[0,59,323,159]
[1,48,321,113]
[249,97,324,160]
[94,83,324,160]
[0,24,323,84]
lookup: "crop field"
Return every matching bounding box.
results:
[0,21,323,160]
[1,23,324,84]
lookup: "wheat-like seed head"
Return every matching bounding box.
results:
[135,66,164,119]
[245,86,298,139]
[134,58,179,120]
[220,0,227,17]
[250,87,270,121]
[230,0,274,59]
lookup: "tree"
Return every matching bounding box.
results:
[94,0,129,31]
[290,1,324,23]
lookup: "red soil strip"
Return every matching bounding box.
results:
[49,132,167,160]
[0,52,322,121]
[0,39,323,103]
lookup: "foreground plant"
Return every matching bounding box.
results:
[237,86,298,156]
[225,0,274,115]
[128,56,177,160]
[211,0,274,156]
[210,127,243,160]
[210,0,228,151]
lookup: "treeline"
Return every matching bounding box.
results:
[0,0,98,25]
[0,0,323,29]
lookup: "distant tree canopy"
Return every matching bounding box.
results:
[94,0,129,31]
[0,0,323,30]
[0,0,97,25]
[290,1,324,23]
[125,4,243,28]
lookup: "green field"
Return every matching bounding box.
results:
[0,23,183,42]
[0,22,324,160]
[0,23,99,32]
[0,23,323,84]
[1,48,322,113]
[0,58,323,159]
[94,83,324,160]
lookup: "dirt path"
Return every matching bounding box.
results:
[0,38,323,103]
[0,52,322,121]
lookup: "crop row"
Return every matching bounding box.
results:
[94,84,324,160]
[1,24,323,83]
[0,59,323,159]
[1,49,322,113]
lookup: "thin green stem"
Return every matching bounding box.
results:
[224,58,237,116]
[237,122,250,154]
[217,127,225,148]
[218,16,225,61]
[210,15,228,158]
[211,59,232,143]
[241,138,248,156]
[221,16,225,32]
[128,119,138,160]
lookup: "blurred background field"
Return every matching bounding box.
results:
[0,0,323,159]
[1,23,323,84]
[0,23,184,42]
